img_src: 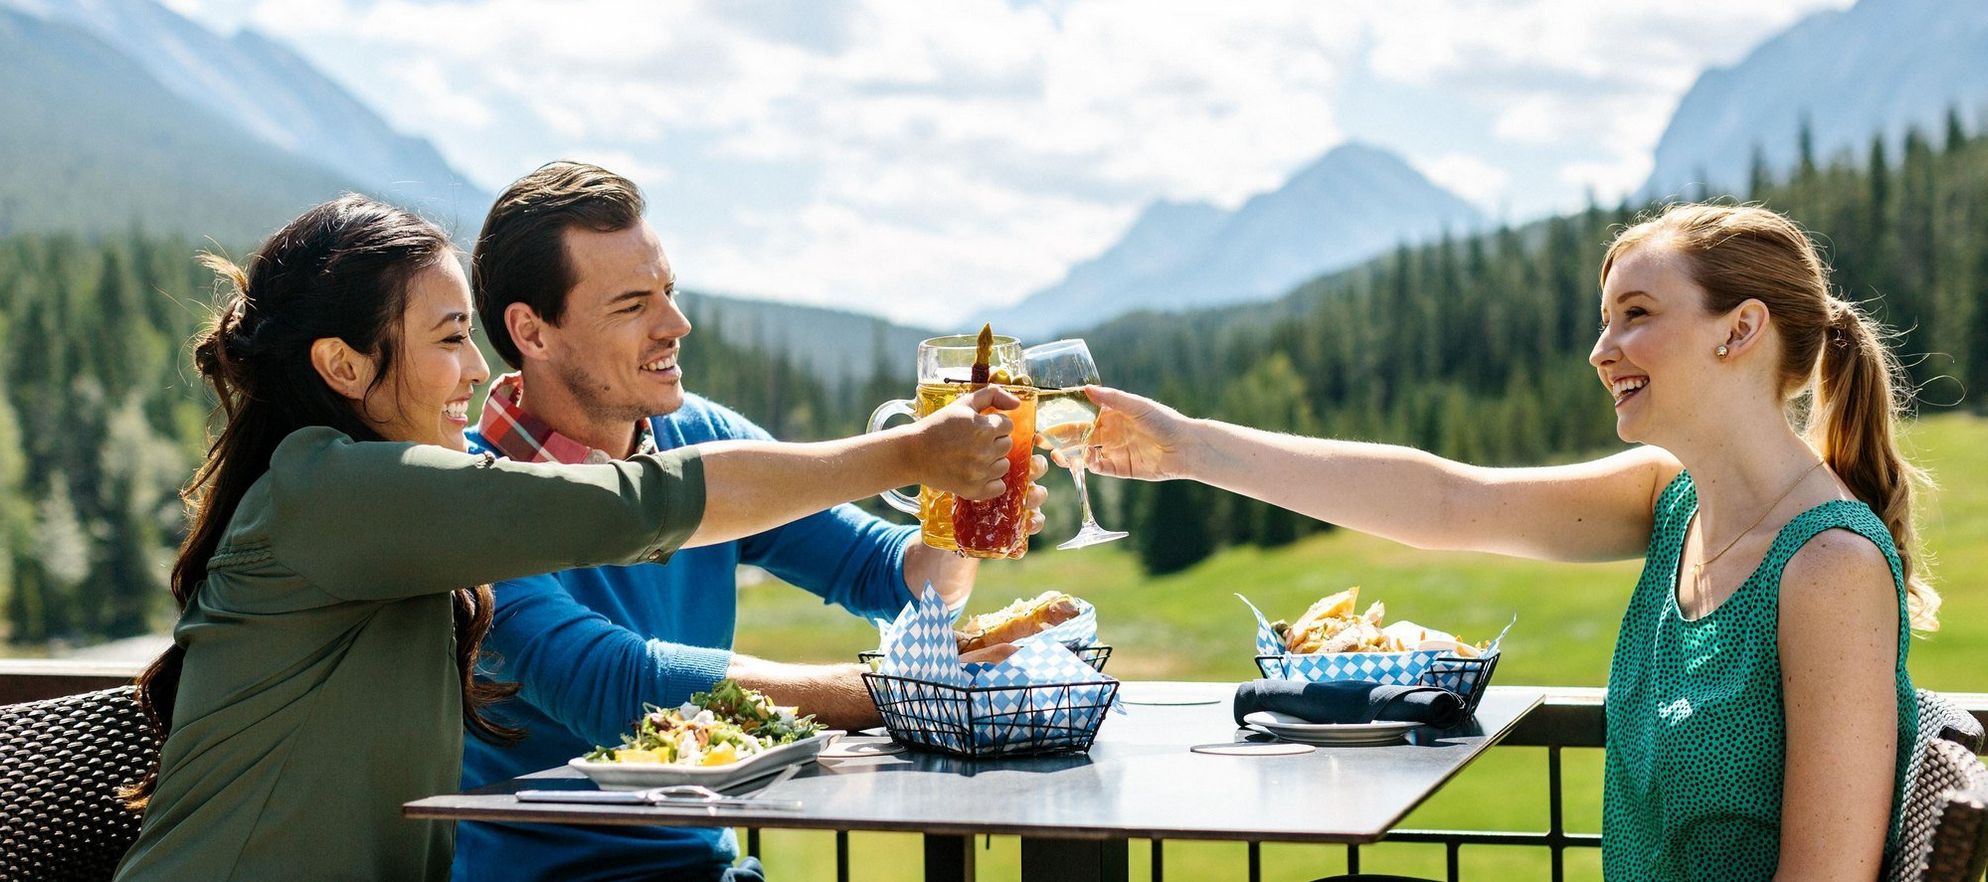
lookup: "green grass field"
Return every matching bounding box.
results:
[731,413,1988,881]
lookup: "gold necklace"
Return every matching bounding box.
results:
[1689,460,1827,591]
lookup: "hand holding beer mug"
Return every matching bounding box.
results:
[901,383,1031,502]
[868,330,1045,558]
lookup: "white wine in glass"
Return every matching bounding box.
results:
[1023,339,1127,550]
[1035,389,1102,457]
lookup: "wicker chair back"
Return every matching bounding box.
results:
[0,686,161,882]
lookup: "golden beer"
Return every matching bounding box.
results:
[911,381,1037,557]
[867,332,1034,558]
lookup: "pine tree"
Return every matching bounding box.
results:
[1797,114,1818,184]
[94,396,179,637]
[29,472,89,638]
[1135,480,1214,576]
[0,369,30,641]
[1748,145,1774,198]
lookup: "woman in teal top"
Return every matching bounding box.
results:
[1075,203,1937,880]
[114,195,1034,881]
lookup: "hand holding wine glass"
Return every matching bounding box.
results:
[1023,339,1128,549]
[1069,385,1200,482]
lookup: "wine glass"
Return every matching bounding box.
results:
[1023,339,1128,550]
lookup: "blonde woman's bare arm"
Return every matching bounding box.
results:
[1083,385,1679,562]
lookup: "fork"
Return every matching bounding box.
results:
[517,764,805,810]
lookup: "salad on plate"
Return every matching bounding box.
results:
[584,679,824,767]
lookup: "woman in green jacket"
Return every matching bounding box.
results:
[113,194,1029,881]
[1074,203,1934,881]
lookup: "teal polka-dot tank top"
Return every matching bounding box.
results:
[1603,471,1917,880]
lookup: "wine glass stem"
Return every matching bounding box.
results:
[1069,464,1101,527]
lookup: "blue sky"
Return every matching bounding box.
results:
[165,0,1851,325]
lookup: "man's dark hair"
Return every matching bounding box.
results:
[473,161,645,368]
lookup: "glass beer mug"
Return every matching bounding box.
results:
[866,334,1037,558]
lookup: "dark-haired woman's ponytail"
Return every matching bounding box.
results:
[1814,297,1940,631]
[126,254,269,809]
[189,254,259,412]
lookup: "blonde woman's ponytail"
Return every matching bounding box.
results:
[1814,296,1939,631]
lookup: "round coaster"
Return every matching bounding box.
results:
[1189,741,1316,756]
[817,737,906,759]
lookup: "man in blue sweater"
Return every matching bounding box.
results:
[452,162,1047,881]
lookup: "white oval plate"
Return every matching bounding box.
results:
[569,731,842,791]
[1242,711,1420,746]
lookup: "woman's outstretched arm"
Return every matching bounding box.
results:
[269,386,1021,597]
[1080,385,1680,563]
[688,384,1020,547]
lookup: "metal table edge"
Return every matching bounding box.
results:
[401,797,1394,844]
[402,686,1547,846]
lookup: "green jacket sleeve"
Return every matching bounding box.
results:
[259,427,704,601]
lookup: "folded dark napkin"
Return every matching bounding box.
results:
[1233,679,1467,729]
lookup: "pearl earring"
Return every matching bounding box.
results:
[1715,344,1729,359]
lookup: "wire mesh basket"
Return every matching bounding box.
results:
[861,673,1119,759]
[1254,650,1500,716]
[859,645,1111,674]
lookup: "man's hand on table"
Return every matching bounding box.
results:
[725,655,883,730]
[720,641,1022,734]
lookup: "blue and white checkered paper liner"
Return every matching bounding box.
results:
[877,585,1119,753]
[879,585,972,686]
[1238,594,1512,686]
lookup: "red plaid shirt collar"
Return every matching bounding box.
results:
[476,373,657,465]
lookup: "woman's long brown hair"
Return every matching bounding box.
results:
[127,195,520,809]
[1602,203,1940,631]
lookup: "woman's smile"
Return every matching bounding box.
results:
[1610,373,1648,408]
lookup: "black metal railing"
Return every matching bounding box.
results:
[6,663,1983,882]
[1361,688,1610,882]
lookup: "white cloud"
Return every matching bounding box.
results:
[183,0,1853,324]
[395,58,494,129]
[1415,153,1509,211]
[1560,156,1656,205]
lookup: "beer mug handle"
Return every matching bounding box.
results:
[865,399,923,515]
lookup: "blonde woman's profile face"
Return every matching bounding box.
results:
[1590,243,1725,444]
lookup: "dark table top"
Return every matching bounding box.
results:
[405,683,1542,844]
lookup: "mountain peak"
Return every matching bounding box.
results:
[1643,0,1988,197]
[990,141,1483,338]
[1308,140,1400,169]
[1284,140,1434,198]
[11,0,489,229]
